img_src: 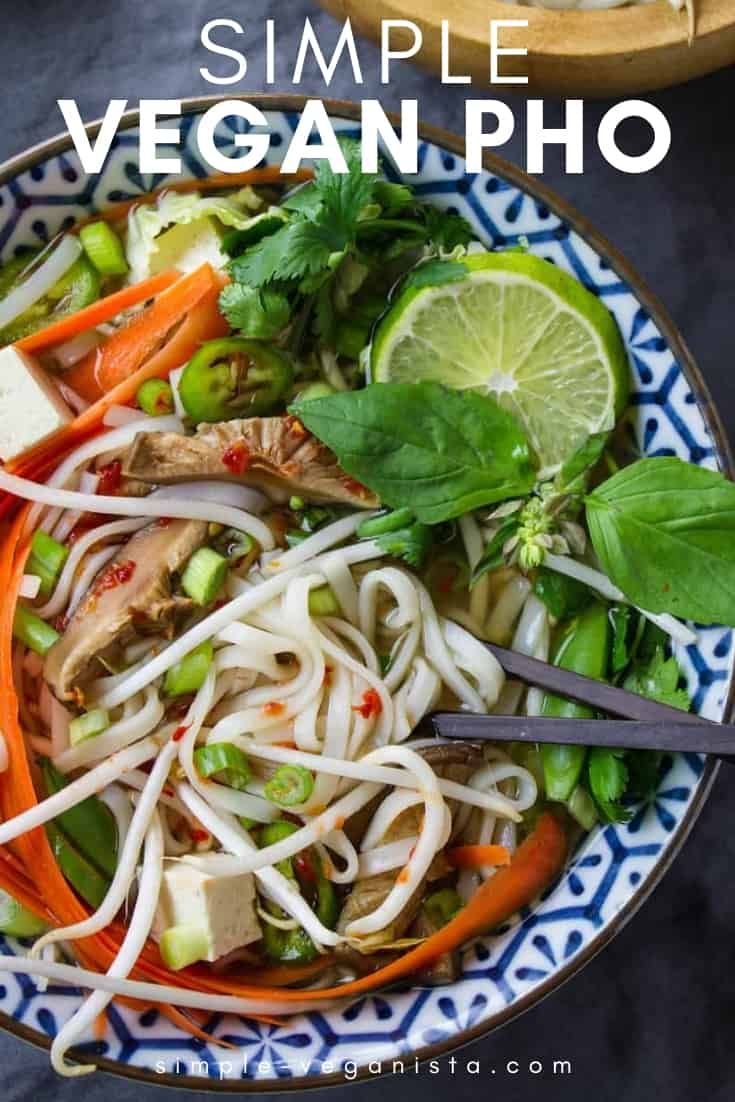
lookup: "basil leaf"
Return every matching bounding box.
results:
[291,382,536,524]
[555,431,609,494]
[533,567,592,620]
[470,517,519,586]
[585,457,735,625]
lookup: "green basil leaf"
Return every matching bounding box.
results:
[533,567,592,620]
[470,517,519,586]
[290,382,536,524]
[585,457,735,625]
[555,431,609,494]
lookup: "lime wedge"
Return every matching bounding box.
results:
[371,252,630,479]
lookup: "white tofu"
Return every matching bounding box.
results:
[153,859,261,962]
[149,218,226,277]
[0,347,72,461]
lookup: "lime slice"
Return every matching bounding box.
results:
[371,252,630,480]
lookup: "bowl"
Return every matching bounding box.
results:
[316,0,735,96]
[0,95,731,1088]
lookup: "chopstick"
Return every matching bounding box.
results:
[413,641,734,762]
[422,715,735,758]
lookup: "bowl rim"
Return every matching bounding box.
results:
[0,93,730,1091]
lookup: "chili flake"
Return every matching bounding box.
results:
[352,688,382,720]
[221,440,251,475]
[97,459,122,496]
[96,559,136,594]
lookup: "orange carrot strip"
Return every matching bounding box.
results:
[447,844,511,870]
[14,270,179,354]
[65,262,225,401]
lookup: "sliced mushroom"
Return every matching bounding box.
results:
[44,518,208,701]
[120,416,379,508]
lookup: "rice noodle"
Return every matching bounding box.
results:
[0,469,274,550]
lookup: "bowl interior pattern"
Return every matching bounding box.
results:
[0,106,731,1088]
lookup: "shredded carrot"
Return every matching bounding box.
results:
[78,165,314,228]
[14,270,179,355]
[64,262,227,401]
[447,844,512,869]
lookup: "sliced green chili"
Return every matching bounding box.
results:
[194,742,251,790]
[136,378,174,417]
[179,337,293,422]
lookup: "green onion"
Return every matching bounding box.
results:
[194,742,251,789]
[238,816,258,831]
[264,764,314,807]
[136,378,174,417]
[164,640,213,697]
[13,605,60,656]
[0,889,48,938]
[159,923,210,971]
[69,708,110,747]
[26,531,69,598]
[308,584,340,617]
[181,547,228,606]
[285,529,309,547]
[357,508,415,540]
[289,496,306,512]
[79,221,129,276]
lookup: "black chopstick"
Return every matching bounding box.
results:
[422,714,735,757]
[411,640,734,762]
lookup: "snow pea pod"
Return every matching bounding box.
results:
[44,821,110,909]
[41,759,118,879]
[540,602,611,802]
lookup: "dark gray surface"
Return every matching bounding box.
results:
[2,2,735,1099]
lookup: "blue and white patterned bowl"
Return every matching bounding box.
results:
[0,97,731,1089]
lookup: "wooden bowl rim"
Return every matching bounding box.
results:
[361,0,735,59]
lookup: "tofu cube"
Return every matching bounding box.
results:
[0,347,72,461]
[153,859,261,962]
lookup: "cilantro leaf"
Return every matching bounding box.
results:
[218,283,291,340]
[373,180,414,214]
[313,138,378,239]
[622,645,690,711]
[422,206,474,251]
[373,522,433,569]
[587,747,632,823]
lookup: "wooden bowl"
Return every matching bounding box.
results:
[317,0,735,97]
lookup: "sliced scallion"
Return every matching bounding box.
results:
[308,584,340,617]
[13,605,60,656]
[357,508,415,540]
[159,923,210,971]
[79,221,129,277]
[181,547,228,606]
[26,530,69,598]
[69,708,110,747]
[163,640,213,697]
[194,742,251,788]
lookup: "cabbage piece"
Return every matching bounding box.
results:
[125,188,264,284]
